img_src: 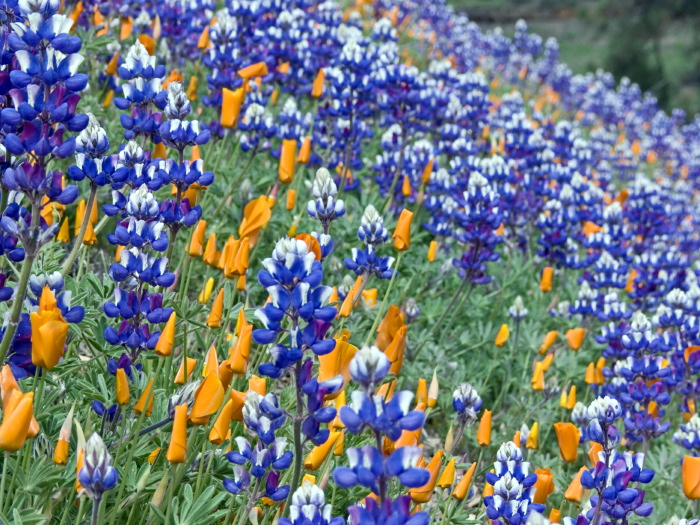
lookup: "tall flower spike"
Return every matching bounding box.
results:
[78,433,118,500]
[306,168,345,234]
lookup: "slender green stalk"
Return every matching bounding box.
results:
[163,464,177,525]
[283,361,304,518]
[108,358,164,525]
[365,252,403,346]
[0,451,9,512]
[213,145,259,216]
[194,439,208,498]
[0,202,40,365]
[91,497,103,525]
[224,495,236,525]
[61,183,97,277]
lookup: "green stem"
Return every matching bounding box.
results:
[163,464,176,525]
[0,202,40,365]
[61,183,97,277]
[194,439,208,499]
[213,145,259,217]
[224,495,236,525]
[0,451,9,513]
[108,358,164,525]
[283,361,304,518]
[364,252,402,347]
[413,275,469,360]
[91,497,103,525]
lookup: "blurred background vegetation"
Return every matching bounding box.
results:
[451,0,700,119]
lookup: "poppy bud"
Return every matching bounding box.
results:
[221,87,245,128]
[526,422,539,449]
[311,69,325,98]
[427,240,438,262]
[304,432,340,470]
[134,378,155,417]
[166,404,188,463]
[476,409,492,446]
[540,267,553,292]
[189,220,207,257]
[539,331,557,354]
[116,368,130,405]
[57,218,70,243]
[174,357,197,385]
[409,449,444,503]
[452,462,476,500]
[436,457,455,488]
[279,139,297,184]
[392,209,413,251]
[427,369,438,408]
[209,400,234,445]
[155,312,176,357]
[286,190,297,211]
[189,373,225,424]
[565,328,585,351]
[565,466,586,502]
[495,324,509,347]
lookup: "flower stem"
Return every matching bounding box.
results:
[283,361,305,518]
[91,497,102,525]
[107,358,164,525]
[61,183,97,277]
[0,451,9,512]
[0,202,40,366]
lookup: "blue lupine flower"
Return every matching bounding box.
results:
[344,205,395,280]
[278,480,344,525]
[78,433,118,500]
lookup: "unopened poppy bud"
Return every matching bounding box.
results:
[155,312,176,357]
[565,328,585,351]
[452,462,476,500]
[0,392,34,451]
[116,368,130,405]
[495,324,509,346]
[392,209,413,251]
[166,404,188,463]
[427,240,438,262]
[476,409,492,446]
[540,266,553,292]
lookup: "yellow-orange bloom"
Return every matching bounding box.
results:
[198,277,215,304]
[526,422,539,449]
[155,311,176,357]
[1,366,39,437]
[565,466,586,502]
[190,373,225,424]
[238,62,268,79]
[203,233,219,266]
[304,431,341,470]
[31,286,69,370]
[286,189,297,211]
[375,305,404,351]
[539,330,558,354]
[239,196,271,246]
[116,368,130,405]
[565,328,585,351]
[495,324,510,346]
[683,455,700,499]
[297,136,311,164]
[392,209,413,251]
[279,139,297,184]
[550,509,561,523]
[427,240,438,262]
[540,267,553,292]
[553,422,580,462]
[203,345,219,378]
[385,325,407,377]
[134,378,155,416]
[317,336,357,398]
[175,357,197,385]
[249,375,266,396]
[533,468,555,504]
[531,362,545,391]
[427,369,438,408]
[311,69,325,98]
[186,76,198,101]
[230,390,246,421]
[209,399,233,445]
[409,449,443,503]
[189,220,207,257]
[57,218,70,243]
[415,378,427,406]
[0,391,34,451]
[207,288,225,328]
[221,87,245,128]
[566,385,577,410]
[166,404,188,463]
[476,409,492,446]
[53,405,73,464]
[452,462,476,500]
[584,362,596,384]
[436,457,456,488]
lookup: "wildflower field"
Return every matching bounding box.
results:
[1,0,700,523]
